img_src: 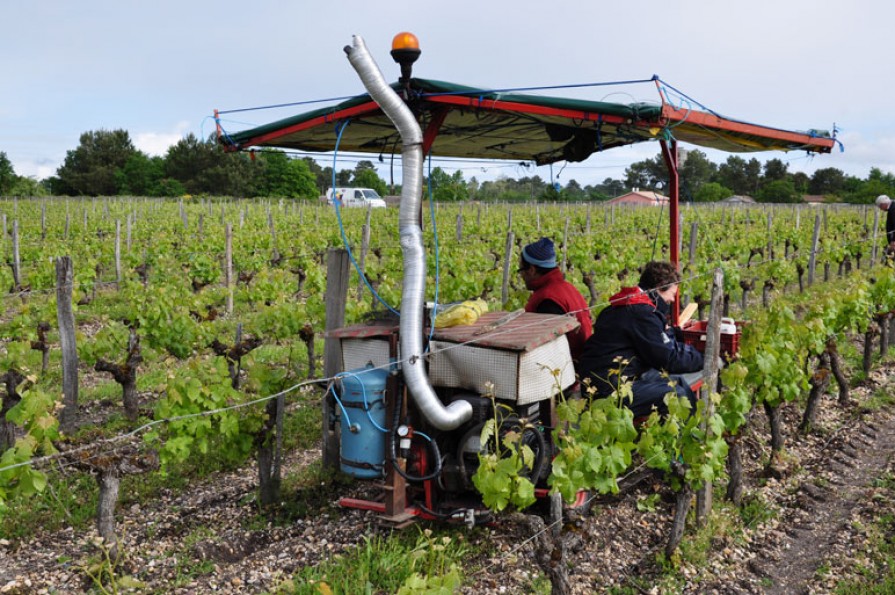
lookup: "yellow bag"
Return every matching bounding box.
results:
[433,298,488,329]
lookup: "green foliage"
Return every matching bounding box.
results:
[755,179,801,203]
[126,282,203,359]
[54,129,137,196]
[286,529,465,594]
[144,357,261,471]
[549,386,638,500]
[258,151,319,198]
[164,133,259,197]
[115,152,165,196]
[352,167,388,197]
[471,399,538,512]
[693,181,732,203]
[0,151,17,194]
[0,377,59,515]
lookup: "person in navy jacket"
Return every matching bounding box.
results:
[875,195,895,257]
[578,261,703,417]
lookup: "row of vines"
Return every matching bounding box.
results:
[0,195,890,587]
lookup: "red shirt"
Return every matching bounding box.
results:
[524,268,593,365]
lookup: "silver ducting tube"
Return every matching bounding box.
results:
[345,36,472,431]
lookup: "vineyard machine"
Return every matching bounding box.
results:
[218,33,836,526]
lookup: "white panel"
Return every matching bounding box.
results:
[429,335,574,403]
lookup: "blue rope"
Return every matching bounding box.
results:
[418,77,658,98]
[219,77,658,116]
[331,120,399,315]
[328,383,354,430]
[217,93,360,115]
[336,370,388,434]
[657,78,724,119]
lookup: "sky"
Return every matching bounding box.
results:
[3,0,893,188]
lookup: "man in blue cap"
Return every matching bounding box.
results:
[519,237,593,374]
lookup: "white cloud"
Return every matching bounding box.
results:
[133,121,191,156]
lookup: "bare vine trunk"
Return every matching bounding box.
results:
[827,340,850,404]
[725,433,744,505]
[764,402,784,476]
[299,323,316,379]
[509,510,572,594]
[1,370,25,451]
[880,314,890,356]
[257,395,284,508]
[800,352,831,433]
[864,325,878,374]
[666,461,692,557]
[94,328,142,421]
[96,469,121,561]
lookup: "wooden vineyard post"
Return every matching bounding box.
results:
[56,256,79,434]
[696,268,724,528]
[807,213,821,286]
[687,222,698,305]
[871,208,881,267]
[179,200,188,232]
[114,220,121,289]
[225,224,234,316]
[323,248,350,470]
[268,208,280,264]
[501,231,515,306]
[561,217,569,274]
[455,207,463,242]
[11,220,21,290]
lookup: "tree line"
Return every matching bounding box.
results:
[2,128,893,204]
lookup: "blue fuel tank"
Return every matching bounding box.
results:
[338,366,388,479]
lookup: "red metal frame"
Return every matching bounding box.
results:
[223,100,383,151]
[660,104,835,151]
[660,138,681,324]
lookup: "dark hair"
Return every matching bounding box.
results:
[638,261,681,291]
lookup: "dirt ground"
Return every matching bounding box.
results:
[2,365,894,594]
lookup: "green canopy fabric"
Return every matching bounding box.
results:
[220,78,834,165]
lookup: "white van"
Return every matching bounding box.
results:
[325,187,387,208]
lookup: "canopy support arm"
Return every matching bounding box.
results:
[422,107,449,157]
[660,138,681,324]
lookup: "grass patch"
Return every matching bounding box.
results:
[833,469,895,594]
[860,387,895,412]
[281,528,467,594]
[738,491,777,528]
[1,471,98,543]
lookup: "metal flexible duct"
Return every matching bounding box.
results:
[345,36,472,431]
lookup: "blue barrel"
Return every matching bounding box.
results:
[338,366,388,479]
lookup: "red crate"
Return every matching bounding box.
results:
[681,320,744,358]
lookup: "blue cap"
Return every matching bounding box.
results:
[522,238,557,269]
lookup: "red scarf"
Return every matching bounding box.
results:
[608,286,655,308]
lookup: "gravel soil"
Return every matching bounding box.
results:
[2,366,895,594]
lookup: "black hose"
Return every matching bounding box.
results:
[388,384,443,482]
